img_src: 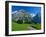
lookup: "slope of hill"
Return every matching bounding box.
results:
[12,9,41,24]
[33,12,41,23]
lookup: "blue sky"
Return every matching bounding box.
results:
[12,6,41,15]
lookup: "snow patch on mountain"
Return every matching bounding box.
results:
[30,13,36,17]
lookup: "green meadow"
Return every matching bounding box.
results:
[12,21,41,31]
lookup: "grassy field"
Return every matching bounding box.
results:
[31,23,41,30]
[12,22,41,31]
[12,22,31,31]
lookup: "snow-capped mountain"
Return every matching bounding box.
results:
[12,9,41,23]
[33,12,41,23]
[12,9,31,19]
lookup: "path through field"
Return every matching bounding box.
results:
[12,22,41,31]
[28,26,36,30]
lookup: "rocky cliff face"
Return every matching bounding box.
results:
[33,12,41,23]
[12,9,41,23]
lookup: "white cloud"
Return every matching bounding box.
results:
[12,10,18,14]
[30,13,36,17]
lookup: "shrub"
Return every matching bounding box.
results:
[28,21,32,24]
[32,20,37,24]
[12,19,16,22]
[24,19,28,24]
[17,20,23,24]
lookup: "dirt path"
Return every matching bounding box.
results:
[28,26,36,30]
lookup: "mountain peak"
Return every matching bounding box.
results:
[19,9,26,13]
